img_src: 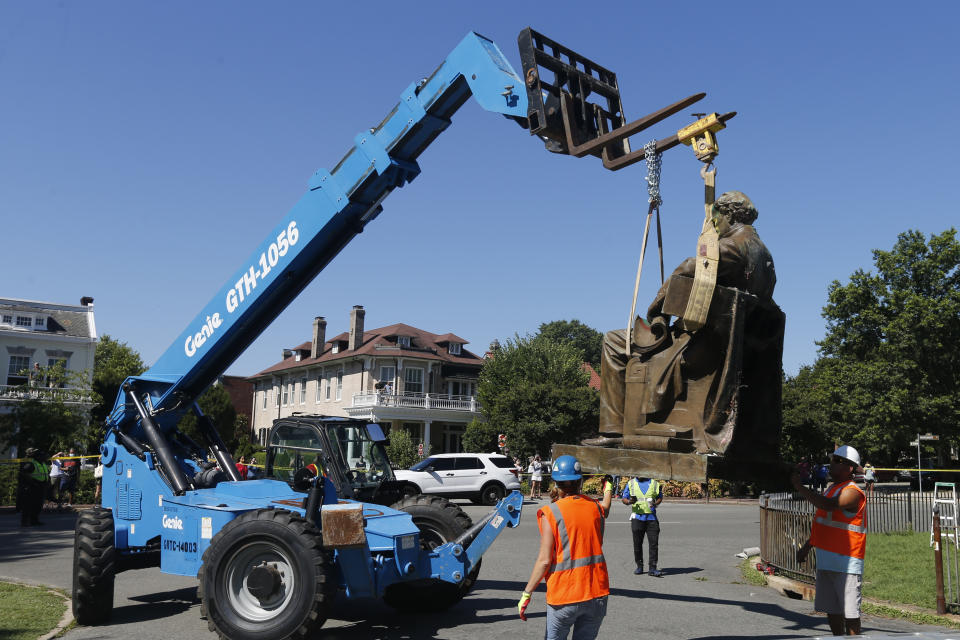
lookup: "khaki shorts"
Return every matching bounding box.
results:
[814,570,862,618]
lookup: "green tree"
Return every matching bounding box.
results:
[781,229,960,464]
[385,427,421,469]
[0,365,91,453]
[91,335,146,430]
[463,334,598,459]
[177,383,239,452]
[537,319,603,370]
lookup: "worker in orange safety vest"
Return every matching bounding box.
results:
[792,445,866,636]
[518,455,614,640]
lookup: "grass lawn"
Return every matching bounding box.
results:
[864,531,937,610]
[0,581,68,640]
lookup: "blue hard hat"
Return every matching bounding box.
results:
[551,455,582,481]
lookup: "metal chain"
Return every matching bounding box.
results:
[644,140,662,208]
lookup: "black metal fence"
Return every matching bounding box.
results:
[760,485,945,584]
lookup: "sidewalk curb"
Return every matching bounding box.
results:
[0,577,74,639]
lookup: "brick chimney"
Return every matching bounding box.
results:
[311,316,326,359]
[349,305,365,350]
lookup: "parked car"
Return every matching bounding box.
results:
[393,453,522,505]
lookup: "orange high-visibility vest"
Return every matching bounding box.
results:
[810,481,866,560]
[538,495,609,606]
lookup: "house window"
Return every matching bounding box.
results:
[336,369,343,401]
[397,336,411,348]
[46,358,67,387]
[35,317,45,328]
[287,381,293,405]
[274,384,279,407]
[448,343,461,355]
[380,366,395,388]
[1,315,12,324]
[7,356,29,385]
[316,375,323,403]
[449,380,473,397]
[262,387,268,409]
[332,343,340,354]
[300,377,307,404]
[404,367,423,394]
[16,316,32,328]
[281,380,289,406]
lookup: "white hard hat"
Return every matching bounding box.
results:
[832,445,861,467]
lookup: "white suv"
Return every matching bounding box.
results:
[393,453,521,505]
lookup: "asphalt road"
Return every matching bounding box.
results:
[0,499,952,639]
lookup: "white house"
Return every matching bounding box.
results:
[1,296,98,456]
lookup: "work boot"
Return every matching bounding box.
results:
[634,566,644,575]
[648,569,664,577]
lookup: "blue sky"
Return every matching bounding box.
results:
[2,2,957,380]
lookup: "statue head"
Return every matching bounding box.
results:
[712,191,758,227]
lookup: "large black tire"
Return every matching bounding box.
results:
[383,495,481,612]
[478,482,506,506]
[73,507,116,625]
[400,482,420,499]
[198,509,336,640]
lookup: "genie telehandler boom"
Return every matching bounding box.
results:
[75,28,725,638]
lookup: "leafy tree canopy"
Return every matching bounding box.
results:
[781,229,960,464]
[385,427,421,470]
[537,319,603,370]
[177,382,239,452]
[91,335,146,429]
[463,334,598,460]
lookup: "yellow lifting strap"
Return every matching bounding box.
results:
[675,112,726,332]
[680,165,719,331]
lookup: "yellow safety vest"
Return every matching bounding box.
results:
[628,478,660,515]
[29,461,49,483]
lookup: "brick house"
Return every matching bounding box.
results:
[247,306,483,453]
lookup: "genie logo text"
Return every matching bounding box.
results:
[162,514,184,530]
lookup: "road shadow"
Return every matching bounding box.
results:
[111,586,199,623]
[657,566,702,576]
[0,511,77,562]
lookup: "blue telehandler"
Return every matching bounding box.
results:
[74,28,720,638]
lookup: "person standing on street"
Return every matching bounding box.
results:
[621,476,664,576]
[48,452,63,507]
[519,455,614,640]
[793,445,866,636]
[235,455,249,480]
[19,447,48,527]
[60,448,79,507]
[862,462,876,500]
[528,454,544,501]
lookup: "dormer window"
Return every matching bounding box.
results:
[35,317,45,328]
[16,316,32,328]
[397,336,411,348]
[1,315,11,324]
[448,343,462,355]
[332,343,340,354]
[295,352,302,362]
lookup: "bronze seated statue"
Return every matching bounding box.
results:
[587,191,786,465]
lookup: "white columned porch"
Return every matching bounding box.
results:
[423,420,432,453]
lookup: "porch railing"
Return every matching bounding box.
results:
[350,391,479,412]
[0,384,92,404]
